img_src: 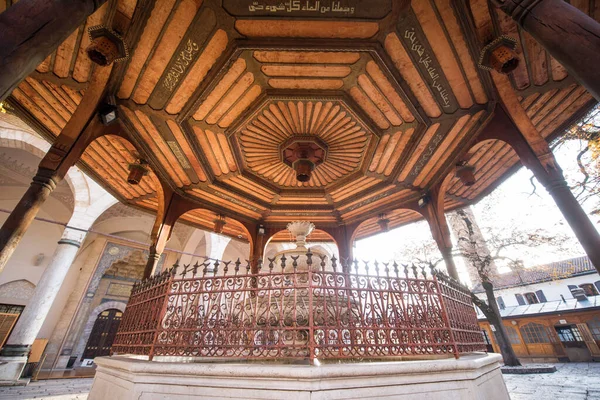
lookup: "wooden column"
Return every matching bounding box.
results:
[493,0,600,100]
[143,189,196,279]
[417,183,459,280]
[0,66,112,273]
[0,0,108,101]
[479,107,600,274]
[323,225,355,265]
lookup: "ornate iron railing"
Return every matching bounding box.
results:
[112,253,485,362]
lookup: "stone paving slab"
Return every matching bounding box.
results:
[0,363,598,399]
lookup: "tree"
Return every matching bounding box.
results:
[392,206,571,366]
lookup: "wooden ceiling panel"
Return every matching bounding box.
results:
[118,0,178,99]
[412,1,473,109]
[433,0,487,104]
[165,29,229,115]
[234,20,379,38]
[397,123,441,182]
[384,33,442,118]
[132,0,203,104]
[368,128,415,177]
[193,126,237,177]
[5,0,597,240]
[81,135,157,200]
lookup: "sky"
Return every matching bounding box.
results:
[354,139,599,279]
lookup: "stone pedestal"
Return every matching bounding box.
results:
[0,229,82,383]
[90,353,509,399]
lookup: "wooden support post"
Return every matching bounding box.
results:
[0,0,108,101]
[415,183,459,280]
[479,106,600,274]
[0,66,112,273]
[492,0,600,100]
[323,224,356,271]
[143,188,196,279]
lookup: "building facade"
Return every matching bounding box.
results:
[476,256,600,362]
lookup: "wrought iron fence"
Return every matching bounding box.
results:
[112,252,486,362]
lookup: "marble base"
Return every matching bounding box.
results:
[90,353,509,399]
[0,356,28,386]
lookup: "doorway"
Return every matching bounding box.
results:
[82,309,123,360]
[554,324,592,362]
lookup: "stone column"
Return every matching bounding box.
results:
[0,168,58,274]
[0,227,84,383]
[0,0,108,101]
[493,0,600,100]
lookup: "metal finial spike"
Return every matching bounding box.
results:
[181,264,189,278]
[291,255,299,269]
[331,255,337,271]
[319,255,326,271]
[213,259,220,275]
[353,259,359,274]
[420,265,427,278]
[280,254,287,271]
[403,263,409,277]
[235,258,241,273]
[268,257,275,271]
[245,259,251,272]
[411,264,418,278]
[202,261,210,276]
[306,250,313,266]
[223,260,231,275]
[363,260,369,275]
[383,262,390,277]
[257,258,263,271]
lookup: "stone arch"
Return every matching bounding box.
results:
[0,125,89,211]
[72,300,127,365]
[0,279,36,305]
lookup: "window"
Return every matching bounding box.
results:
[595,281,600,294]
[587,318,600,341]
[496,296,505,310]
[524,292,539,304]
[521,322,551,343]
[579,284,599,297]
[535,290,547,303]
[515,294,526,306]
[0,304,24,314]
[556,326,583,342]
[505,326,521,345]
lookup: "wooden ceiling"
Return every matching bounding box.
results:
[3,0,597,242]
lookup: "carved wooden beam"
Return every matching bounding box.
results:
[0,0,108,101]
[491,0,600,100]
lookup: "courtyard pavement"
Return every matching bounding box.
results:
[0,363,598,399]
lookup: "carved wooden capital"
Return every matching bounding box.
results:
[31,167,59,191]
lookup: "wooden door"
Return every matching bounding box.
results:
[82,309,123,359]
[577,323,600,358]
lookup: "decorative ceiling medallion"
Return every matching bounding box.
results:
[235,98,374,188]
